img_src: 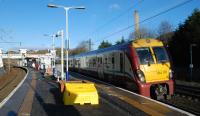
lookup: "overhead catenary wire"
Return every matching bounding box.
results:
[83,0,144,41]
[94,0,193,44]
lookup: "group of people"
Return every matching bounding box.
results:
[31,62,40,71]
[25,58,61,82]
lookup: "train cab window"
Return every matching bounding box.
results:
[153,47,169,63]
[136,47,154,65]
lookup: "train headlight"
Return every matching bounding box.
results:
[137,70,146,83]
[169,69,173,79]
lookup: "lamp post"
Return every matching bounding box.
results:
[55,30,64,80]
[48,4,85,81]
[189,44,197,81]
[44,34,56,69]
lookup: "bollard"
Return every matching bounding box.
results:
[62,80,99,105]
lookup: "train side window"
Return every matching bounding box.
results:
[89,59,91,67]
[105,58,107,64]
[112,57,114,64]
[100,57,102,64]
[93,58,96,67]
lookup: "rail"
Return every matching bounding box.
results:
[0,67,29,108]
[175,84,200,99]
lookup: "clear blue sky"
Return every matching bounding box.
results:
[0,0,199,51]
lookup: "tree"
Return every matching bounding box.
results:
[157,21,174,45]
[158,21,173,35]
[26,49,47,54]
[115,36,126,45]
[168,9,200,67]
[128,27,156,40]
[56,48,61,57]
[69,41,89,55]
[98,40,112,49]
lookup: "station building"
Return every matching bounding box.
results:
[0,49,4,75]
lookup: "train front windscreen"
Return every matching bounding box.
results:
[152,47,169,63]
[135,47,154,65]
[136,46,170,83]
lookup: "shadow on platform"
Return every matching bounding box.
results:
[31,71,81,116]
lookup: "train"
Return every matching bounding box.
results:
[68,38,174,99]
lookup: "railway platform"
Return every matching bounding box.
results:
[0,68,194,116]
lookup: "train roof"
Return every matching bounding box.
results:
[69,38,162,59]
[70,41,130,59]
[132,38,163,47]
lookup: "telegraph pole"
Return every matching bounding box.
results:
[89,39,91,51]
[134,10,140,39]
[190,44,197,81]
[88,38,93,51]
[87,38,94,51]
[60,30,64,80]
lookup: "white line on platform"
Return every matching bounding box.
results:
[0,67,29,109]
[71,72,195,116]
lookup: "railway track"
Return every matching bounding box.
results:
[161,98,200,116]
[0,74,17,91]
[175,84,200,99]
[0,68,26,102]
[161,84,200,115]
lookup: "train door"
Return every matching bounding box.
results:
[97,54,104,79]
[124,50,137,90]
[120,53,124,73]
[113,52,123,83]
[110,52,115,82]
[120,52,125,76]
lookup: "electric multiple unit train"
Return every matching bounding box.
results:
[69,38,174,99]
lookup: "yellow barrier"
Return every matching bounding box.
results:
[63,81,99,105]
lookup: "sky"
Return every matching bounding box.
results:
[0,0,199,51]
